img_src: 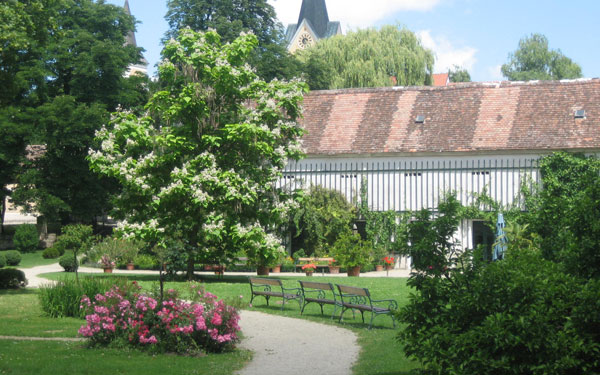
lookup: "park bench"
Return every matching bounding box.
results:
[298,280,340,318]
[336,284,398,329]
[248,277,302,311]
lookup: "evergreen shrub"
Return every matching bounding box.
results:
[0,253,6,268]
[58,251,78,272]
[4,250,21,266]
[0,269,27,288]
[42,247,61,259]
[13,224,39,253]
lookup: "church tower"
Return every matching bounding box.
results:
[285,0,341,53]
[123,0,148,77]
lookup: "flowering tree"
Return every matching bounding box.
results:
[89,30,307,277]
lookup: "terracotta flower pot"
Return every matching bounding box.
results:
[126,263,135,271]
[103,268,113,274]
[386,265,393,271]
[305,271,314,277]
[347,266,361,277]
[214,265,226,275]
[257,265,270,276]
[375,265,384,272]
[271,265,281,273]
[328,266,340,274]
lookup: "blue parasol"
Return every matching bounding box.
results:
[492,213,507,261]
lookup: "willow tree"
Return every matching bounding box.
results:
[298,25,434,90]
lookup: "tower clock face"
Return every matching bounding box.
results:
[298,32,314,49]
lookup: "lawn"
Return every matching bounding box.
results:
[39,272,421,374]
[0,289,251,375]
[2,249,58,268]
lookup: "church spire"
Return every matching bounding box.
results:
[297,0,330,39]
[123,0,137,47]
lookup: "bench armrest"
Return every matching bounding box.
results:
[371,299,398,310]
[282,286,302,294]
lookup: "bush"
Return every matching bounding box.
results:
[55,224,95,255]
[13,224,39,253]
[133,254,159,270]
[87,236,143,267]
[42,247,61,259]
[78,283,240,354]
[3,250,21,266]
[58,251,78,272]
[331,231,372,268]
[38,276,130,318]
[0,268,27,288]
[0,253,6,268]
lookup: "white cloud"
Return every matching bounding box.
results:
[269,0,442,30]
[417,30,477,73]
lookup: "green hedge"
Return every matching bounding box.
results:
[4,250,22,266]
[0,269,27,288]
[13,224,39,253]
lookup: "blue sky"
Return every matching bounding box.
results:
[107,0,600,82]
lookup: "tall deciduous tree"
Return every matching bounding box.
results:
[298,25,434,89]
[89,30,307,278]
[164,0,301,82]
[501,33,582,81]
[6,0,148,225]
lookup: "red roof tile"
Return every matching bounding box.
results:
[299,79,600,155]
[432,73,449,87]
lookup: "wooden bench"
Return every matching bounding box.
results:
[336,284,398,329]
[248,277,302,311]
[298,280,340,319]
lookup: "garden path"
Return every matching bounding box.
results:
[22,264,404,375]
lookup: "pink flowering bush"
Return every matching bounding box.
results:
[78,282,240,354]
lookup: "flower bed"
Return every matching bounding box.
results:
[78,282,240,354]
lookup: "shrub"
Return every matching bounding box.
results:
[0,253,6,268]
[3,250,21,266]
[55,224,95,255]
[0,269,27,288]
[58,251,78,272]
[87,237,143,267]
[42,247,61,259]
[13,224,39,253]
[78,283,240,354]
[331,231,372,268]
[133,254,159,270]
[39,276,131,318]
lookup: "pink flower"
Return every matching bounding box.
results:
[196,317,207,331]
[211,312,223,326]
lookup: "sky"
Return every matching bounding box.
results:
[107,0,600,82]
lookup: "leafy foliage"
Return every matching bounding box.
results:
[3,250,22,266]
[58,251,79,273]
[297,25,434,89]
[13,224,39,253]
[331,231,372,268]
[501,33,582,81]
[448,65,471,83]
[0,253,5,268]
[0,268,27,288]
[398,153,600,374]
[42,247,61,259]
[90,30,307,277]
[292,185,356,257]
[164,0,301,82]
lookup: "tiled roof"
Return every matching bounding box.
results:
[299,79,600,155]
[432,73,449,87]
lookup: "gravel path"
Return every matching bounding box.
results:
[237,310,359,375]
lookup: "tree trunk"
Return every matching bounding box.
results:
[186,256,195,280]
[0,195,5,235]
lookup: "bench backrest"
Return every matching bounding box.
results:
[337,284,370,297]
[249,277,282,287]
[299,280,334,291]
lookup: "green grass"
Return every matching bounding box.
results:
[0,340,251,375]
[4,250,59,268]
[0,289,82,338]
[39,272,421,374]
[0,289,251,374]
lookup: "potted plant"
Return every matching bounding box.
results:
[328,258,340,274]
[302,263,317,276]
[245,234,286,276]
[331,231,372,277]
[100,254,116,273]
[383,256,395,270]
